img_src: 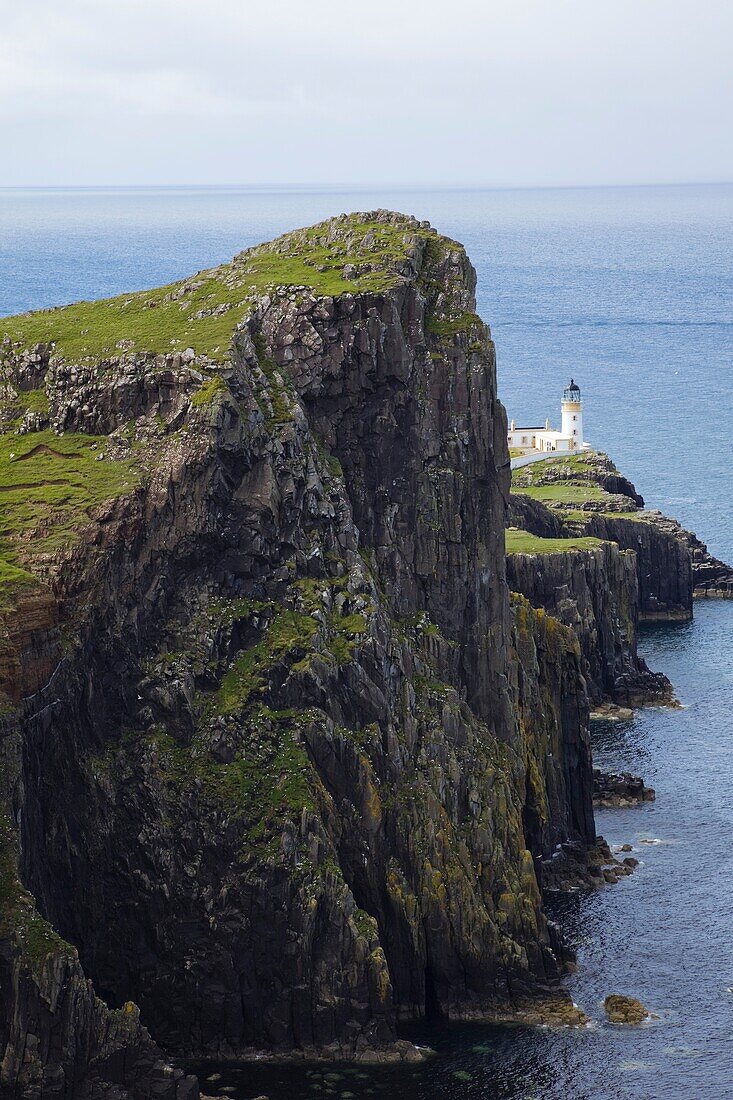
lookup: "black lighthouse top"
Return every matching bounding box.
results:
[563,379,581,402]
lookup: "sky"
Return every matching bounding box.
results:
[1,0,732,188]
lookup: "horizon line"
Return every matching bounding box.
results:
[0,179,731,194]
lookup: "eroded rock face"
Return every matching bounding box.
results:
[639,510,733,599]
[575,513,693,622]
[0,213,597,1093]
[507,542,674,706]
[510,452,709,622]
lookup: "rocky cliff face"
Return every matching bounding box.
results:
[0,213,596,1096]
[571,513,693,622]
[512,449,733,612]
[507,542,673,706]
[638,511,733,599]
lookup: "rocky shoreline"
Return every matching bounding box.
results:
[593,769,656,808]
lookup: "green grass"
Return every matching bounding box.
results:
[1,214,450,365]
[147,714,318,859]
[0,429,141,587]
[563,509,648,524]
[516,453,596,477]
[190,373,228,408]
[425,311,482,340]
[511,483,607,504]
[214,609,319,715]
[211,587,370,716]
[0,387,51,430]
[16,388,50,415]
[0,559,38,591]
[505,529,606,555]
[0,274,249,364]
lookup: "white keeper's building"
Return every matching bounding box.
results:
[507,379,589,456]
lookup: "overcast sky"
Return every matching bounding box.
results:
[1,0,731,187]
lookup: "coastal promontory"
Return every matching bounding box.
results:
[0,212,721,1099]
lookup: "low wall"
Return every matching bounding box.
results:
[511,448,575,471]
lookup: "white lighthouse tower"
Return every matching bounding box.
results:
[561,379,583,450]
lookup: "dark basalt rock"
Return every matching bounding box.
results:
[540,836,637,892]
[639,510,733,599]
[507,493,565,538]
[593,768,655,807]
[510,451,733,621]
[506,542,674,707]
[574,512,693,622]
[512,448,730,620]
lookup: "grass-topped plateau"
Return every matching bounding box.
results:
[0,214,461,365]
[505,529,606,555]
[512,482,608,504]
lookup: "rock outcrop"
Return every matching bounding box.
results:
[593,769,655,807]
[507,540,673,706]
[571,513,693,622]
[603,994,649,1024]
[0,213,598,1094]
[511,449,733,617]
[640,511,733,599]
[511,454,695,621]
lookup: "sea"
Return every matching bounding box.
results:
[2,183,732,1099]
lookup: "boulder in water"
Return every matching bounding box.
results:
[604,994,649,1024]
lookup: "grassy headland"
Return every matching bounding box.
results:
[0,215,456,365]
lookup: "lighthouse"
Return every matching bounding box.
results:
[561,379,583,450]
[506,379,590,461]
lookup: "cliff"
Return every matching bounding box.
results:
[506,536,673,706]
[511,453,697,621]
[639,511,733,600]
[0,213,597,1096]
[512,449,733,610]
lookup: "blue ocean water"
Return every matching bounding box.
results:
[2,184,732,1098]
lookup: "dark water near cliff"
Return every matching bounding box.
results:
[2,184,732,1097]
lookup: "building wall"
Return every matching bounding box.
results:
[535,430,574,453]
[507,430,537,449]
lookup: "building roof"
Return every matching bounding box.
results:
[509,425,545,432]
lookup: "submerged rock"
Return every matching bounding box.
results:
[590,702,635,721]
[604,994,649,1024]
